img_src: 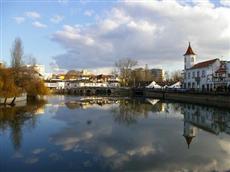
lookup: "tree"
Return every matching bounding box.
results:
[11,38,24,69]
[164,71,170,81]
[0,68,21,104]
[25,79,49,96]
[115,58,138,86]
[27,55,37,66]
[65,70,80,80]
[171,70,183,82]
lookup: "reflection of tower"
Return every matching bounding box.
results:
[183,121,196,149]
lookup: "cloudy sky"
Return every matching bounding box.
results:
[1,0,230,73]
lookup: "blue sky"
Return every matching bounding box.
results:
[1,0,230,73]
[1,0,117,72]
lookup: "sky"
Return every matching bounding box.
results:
[1,0,230,74]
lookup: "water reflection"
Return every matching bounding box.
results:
[1,96,230,171]
[111,98,166,125]
[181,103,230,148]
[0,100,46,151]
[65,97,119,110]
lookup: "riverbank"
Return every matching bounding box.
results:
[50,87,230,108]
[0,93,27,106]
[143,89,230,109]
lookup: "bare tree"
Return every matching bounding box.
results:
[171,70,182,82]
[115,58,138,86]
[27,55,37,66]
[11,38,24,69]
[164,71,170,81]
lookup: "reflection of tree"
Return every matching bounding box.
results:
[112,99,162,125]
[0,99,46,151]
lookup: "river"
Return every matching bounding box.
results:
[1,95,230,172]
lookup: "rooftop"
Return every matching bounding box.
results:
[190,58,219,69]
[184,42,196,56]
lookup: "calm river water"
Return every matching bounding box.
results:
[1,95,230,172]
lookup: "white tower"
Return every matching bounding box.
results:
[184,42,196,70]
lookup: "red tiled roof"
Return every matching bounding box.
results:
[184,42,196,56]
[190,59,218,69]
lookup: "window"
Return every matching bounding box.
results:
[191,57,194,62]
[188,72,191,79]
[192,71,195,78]
[197,71,200,77]
[202,70,205,78]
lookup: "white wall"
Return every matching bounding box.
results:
[183,60,221,90]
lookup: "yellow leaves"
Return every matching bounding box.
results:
[0,67,49,98]
[0,68,21,98]
[25,79,49,96]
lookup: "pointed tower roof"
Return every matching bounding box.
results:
[183,135,195,149]
[184,42,196,56]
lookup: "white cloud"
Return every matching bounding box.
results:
[52,0,230,71]
[84,10,94,17]
[220,0,230,7]
[127,145,155,157]
[101,146,117,157]
[32,21,47,28]
[50,15,64,24]
[25,11,41,19]
[12,16,25,24]
[32,148,45,155]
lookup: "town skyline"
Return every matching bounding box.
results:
[1,0,230,74]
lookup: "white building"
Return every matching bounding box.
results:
[183,43,230,91]
[45,80,66,90]
[26,64,46,79]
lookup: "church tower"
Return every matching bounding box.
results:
[184,42,196,70]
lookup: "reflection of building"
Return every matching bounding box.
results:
[182,103,230,148]
[146,99,165,112]
[183,119,197,149]
[65,97,119,110]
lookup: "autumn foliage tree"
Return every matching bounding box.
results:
[0,38,49,104]
[0,68,21,103]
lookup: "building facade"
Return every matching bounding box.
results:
[150,68,165,82]
[183,43,230,91]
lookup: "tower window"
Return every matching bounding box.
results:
[191,57,194,62]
